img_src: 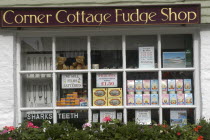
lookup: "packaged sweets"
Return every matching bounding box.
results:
[143,80,151,92]
[162,94,169,105]
[108,88,122,98]
[93,98,107,106]
[151,80,158,92]
[176,79,183,91]
[135,94,143,105]
[185,93,193,105]
[143,94,150,105]
[184,79,192,91]
[108,97,122,106]
[168,79,176,91]
[170,94,177,105]
[127,80,135,92]
[135,80,143,92]
[162,80,168,93]
[151,94,158,105]
[127,94,135,106]
[177,93,185,105]
[93,88,107,98]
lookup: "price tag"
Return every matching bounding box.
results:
[96,73,117,87]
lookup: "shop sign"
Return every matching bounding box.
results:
[0,4,200,27]
[26,112,87,120]
[96,73,118,87]
[62,74,83,89]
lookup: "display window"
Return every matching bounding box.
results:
[17,30,199,126]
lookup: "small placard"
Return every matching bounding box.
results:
[93,113,99,122]
[135,110,151,125]
[138,47,155,69]
[62,74,83,89]
[96,73,118,87]
[170,109,187,127]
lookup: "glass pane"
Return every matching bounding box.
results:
[126,35,158,69]
[21,37,52,71]
[127,109,159,124]
[56,37,87,70]
[91,36,122,69]
[56,73,88,107]
[22,110,53,126]
[163,108,195,126]
[57,110,88,129]
[91,72,123,106]
[92,109,123,123]
[126,72,158,106]
[161,34,193,68]
[21,74,53,108]
[162,71,194,105]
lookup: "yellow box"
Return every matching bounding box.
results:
[108,97,122,106]
[93,88,107,98]
[93,97,107,106]
[107,88,122,98]
[67,92,78,98]
[74,99,80,106]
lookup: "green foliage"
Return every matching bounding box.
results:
[1,119,210,140]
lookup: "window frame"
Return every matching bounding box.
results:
[16,26,201,125]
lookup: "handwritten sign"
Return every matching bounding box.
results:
[96,73,117,87]
[62,74,83,89]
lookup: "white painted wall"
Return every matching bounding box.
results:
[0,32,15,129]
[200,27,210,120]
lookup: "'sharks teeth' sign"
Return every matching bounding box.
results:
[0,4,200,27]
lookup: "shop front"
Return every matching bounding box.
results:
[0,3,209,128]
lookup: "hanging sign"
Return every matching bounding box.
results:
[62,74,83,89]
[0,4,200,27]
[96,73,118,87]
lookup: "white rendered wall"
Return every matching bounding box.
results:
[0,32,15,129]
[200,27,210,120]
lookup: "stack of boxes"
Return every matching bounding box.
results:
[56,92,88,106]
[127,80,159,106]
[93,88,122,106]
[162,79,193,105]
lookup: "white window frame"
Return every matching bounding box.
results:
[16,26,201,125]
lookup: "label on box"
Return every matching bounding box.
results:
[143,94,150,105]
[170,94,177,105]
[127,94,135,106]
[177,93,185,105]
[162,94,169,105]
[100,110,116,123]
[185,93,193,105]
[162,80,167,92]
[135,80,143,92]
[151,80,158,92]
[108,88,122,97]
[80,102,87,106]
[138,47,155,69]
[184,79,192,91]
[151,94,158,105]
[93,98,107,106]
[168,79,175,91]
[143,80,150,92]
[127,80,135,92]
[176,79,183,91]
[135,94,143,105]
[108,97,122,106]
[93,88,107,98]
